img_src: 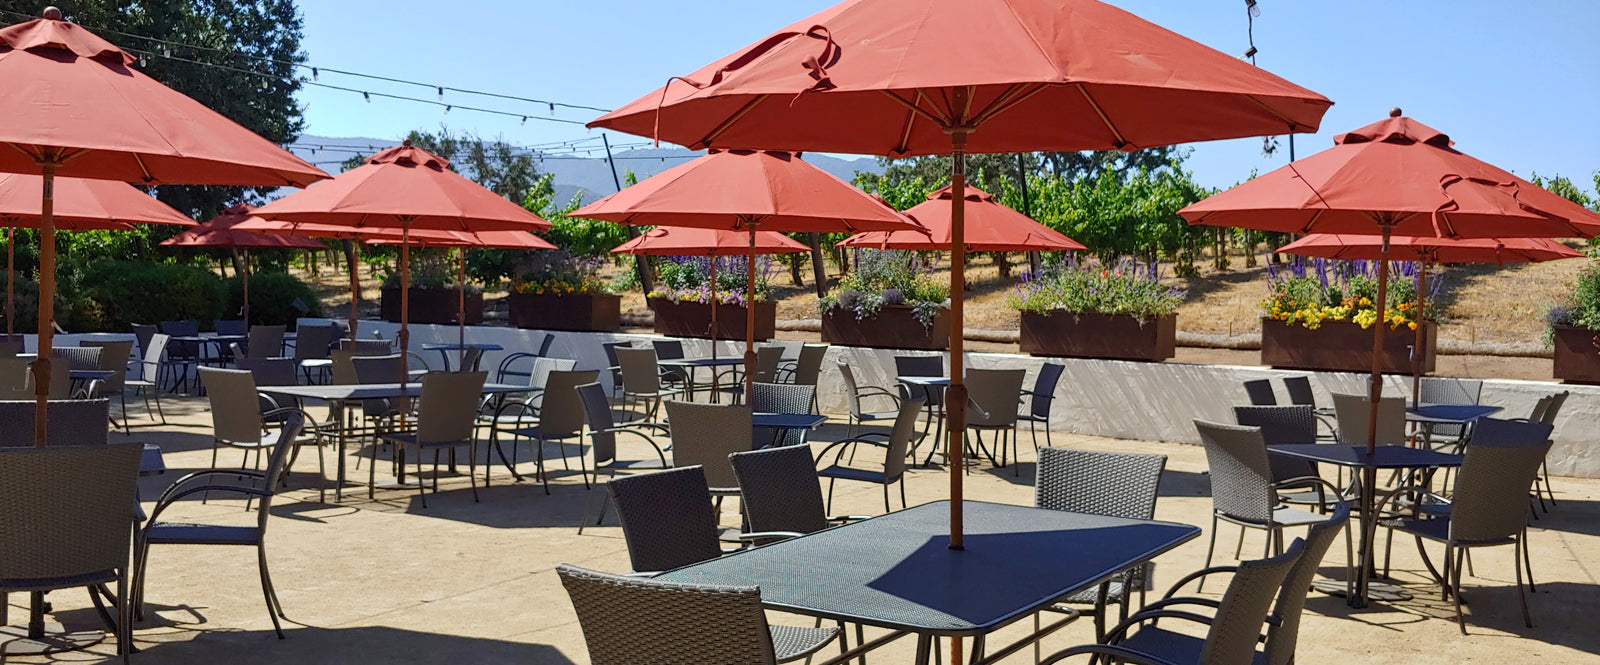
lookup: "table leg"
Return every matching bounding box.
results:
[914,634,932,665]
[334,402,347,502]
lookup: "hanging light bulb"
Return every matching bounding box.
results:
[548,102,555,114]
[520,116,528,125]
[363,91,371,102]
[311,67,319,80]
[443,105,451,115]
[437,86,444,101]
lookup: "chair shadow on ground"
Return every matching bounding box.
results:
[1526,498,1600,538]
[128,625,579,665]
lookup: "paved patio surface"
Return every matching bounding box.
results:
[10,395,1599,664]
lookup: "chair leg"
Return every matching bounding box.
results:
[882,482,891,513]
[1514,538,1533,628]
[1200,514,1219,592]
[899,478,907,511]
[257,545,285,639]
[1451,546,1467,634]
[468,442,480,503]
[826,478,837,515]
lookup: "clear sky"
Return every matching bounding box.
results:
[295,0,1600,196]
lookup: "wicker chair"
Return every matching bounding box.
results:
[1525,391,1568,512]
[837,362,902,440]
[377,371,487,506]
[605,465,728,574]
[487,369,599,493]
[293,324,339,383]
[81,339,132,404]
[722,345,785,403]
[0,443,143,662]
[965,367,1026,474]
[1033,447,1168,638]
[1193,419,1345,591]
[340,338,393,356]
[815,397,923,513]
[650,339,693,391]
[894,355,946,462]
[1416,377,1484,449]
[1330,392,1407,446]
[1281,376,1337,440]
[1141,504,1352,665]
[1232,405,1332,509]
[352,353,408,432]
[600,341,632,398]
[665,400,752,505]
[0,357,32,400]
[52,345,103,397]
[135,413,306,640]
[576,382,669,534]
[245,324,287,359]
[200,367,326,501]
[783,343,828,389]
[1242,379,1277,406]
[130,324,157,358]
[1378,417,1553,633]
[557,563,839,664]
[0,399,111,447]
[750,381,816,448]
[122,332,170,426]
[617,347,683,423]
[1018,362,1064,452]
[1041,539,1305,665]
[480,356,577,427]
[731,445,864,543]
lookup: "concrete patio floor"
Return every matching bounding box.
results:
[10,394,1599,664]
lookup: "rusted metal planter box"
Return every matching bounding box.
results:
[1261,318,1435,374]
[380,287,483,325]
[1552,325,1600,384]
[507,293,621,332]
[650,298,775,341]
[822,306,950,350]
[1019,311,1176,362]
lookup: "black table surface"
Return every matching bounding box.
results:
[1406,404,1502,425]
[658,500,1199,636]
[421,343,504,351]
[140,443,165,476]
[752,412,826,429]
[258,382,528,402]
[1270,444,1463,469]
[659,357,746,367]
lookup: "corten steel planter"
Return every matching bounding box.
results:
[1019,311,1176,362]
[507,293,621,332]
[1551,325,1600,384]
[380,287,483,325]
[1260,318,1435,374]
[650,298,775,341]
[822,305,950,350]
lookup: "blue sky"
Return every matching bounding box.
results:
[296,0,1599,196]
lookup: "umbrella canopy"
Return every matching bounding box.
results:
[0,173,192,230]
[611,226,809,256]
[161,204,325,250]
[1277,234,1583,264]
[838,184,1084,252]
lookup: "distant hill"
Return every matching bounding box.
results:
[290,135,885,206]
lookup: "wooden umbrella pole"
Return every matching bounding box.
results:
[745,225,758,400]
[33,160,59,448]
[242,248,251,325]
[1356,223,1394,607]
[346,240,360,342]
[399,220,412,402]
[947,127,970,552]
[1411,258,1429,409]
[710,255,718,360]
[458,248,467,369]
[6,225,13,336]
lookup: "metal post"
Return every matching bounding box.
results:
[604,134,654,293]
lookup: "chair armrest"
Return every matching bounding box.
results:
[146,484,271,525]
[1375,484,1451,518]
[1160,565,1240,600]
[1100,609,1217,646]
[827,515,872,524]
[1040,644,1183,665]
[814,437,891,465]
[738,531,807,544]
[1140,596,1223,615]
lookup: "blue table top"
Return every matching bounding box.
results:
[421,343,504,351]
[140,443,165,476]
[753,412,826,429]
[1270,444,1463,469]
[1407,403,1502,425]
[659,357,746,367]
[659,500,1199,636]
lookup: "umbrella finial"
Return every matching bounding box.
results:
[401,139,413,147]
[42,6,63,19]
[1389,107,1402,118]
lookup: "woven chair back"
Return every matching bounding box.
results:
[606,466,724,573]
[0,443,142,584]
[666,400,751,490]
[1035,447,1166,520]
[731,445,831,536]
[1194,419,1276,524]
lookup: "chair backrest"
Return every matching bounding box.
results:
[1266,504,1349,665]
[577,383,625,467]
[201,367,264,445]
[601,341,631,368]
[1243,379,1277,406]
[352,354,405,384]
[1027,363,1065,418]
[529,357,577,389]
[246,325,287,359]
[82,339,132,393]
[329,349,358,385]
[0,399,111,447]
[137,332,169,381]
[416,371,487,444]
[532,333,555,358]
[235,355,298,387]
[340,338,393,356]
[894,355,944,405]
[792,344,828,386]
[0,337,19,358]
[0,443,142,584]
[880,397,925,482]
[837,363,868,419]
[293,325,337,361]
[606,466,725,573]
[214,319,247,336]
[1035,447,1167,520]
[557,563,777,665]
[52,345,102,371]
[752,382,816,447]
[1330,393,1407,446]
[1448,418,1554,543]
[665,400,751,491]
[966,368,1025,428]
[652,339,686,361]
[616,347,663,394]
[1281,376,1317,407]
[160,319,200,358]
[753,345,783,383]
[730,445,831,536]
[1194,419,1275,524]
[130,324,157,357]
[1233,405,1320,482]
[1540,391,1570,427]
[537,369,600,438]
[1418,377,1483,406]
[1198,539,1305,665]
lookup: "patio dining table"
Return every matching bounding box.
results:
[1406,403,1501,450]
[257,381,528,501]
[752,412,826,449]
[421,342,503,373]
[658,356,744,401]
[659,500,1199,665]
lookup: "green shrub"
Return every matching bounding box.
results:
[81,261,227,331]
[225,271,322,326]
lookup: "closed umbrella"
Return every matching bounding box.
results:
[590,0,1332,563]
[160,204,324,325]
[838,184,1084,252]
[573,149,916,397]
[0,9,327,445]
[612,226,809,357]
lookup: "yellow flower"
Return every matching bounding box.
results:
[1408,322,1418,330]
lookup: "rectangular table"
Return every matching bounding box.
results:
[421,343,504,372]
[1407,403,1501,450]
[659,500,1199,664]
[259,382,528,501]
[752,412,826,449]
[659,357,745,400]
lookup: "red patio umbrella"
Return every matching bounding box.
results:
[591,0,1332,565]
[161,204,324,325]
[1275,234,1582,407]
[1183,110,1600,605]
[248,142,550,384]
[838,184,1084,252]
[0,173,196,335]
[612,226,809,357]
[573,149,916,397]
[0,9,327,446]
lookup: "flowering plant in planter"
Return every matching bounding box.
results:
[510,249,611,296]
[1005,257,1184,319]
[1546,256,1600,338]
[1262,257,1433,331]
[379,248,479,294]
[648,256,774,306]
[820,249,949,327]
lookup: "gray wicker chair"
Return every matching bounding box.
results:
[1018,362,1064,452]
[0,399,111,447]
[135,413,306,640]
[1416,377,1484,448]
[52,345,102,397]
[486,369,598,493]
[781,343,828,410]
[837,362,902,440]
[895,355,946,463]
[815,397,923,513]
[293,324,339,383]
[1242,379,1277,406]
[200,366,326,502]
[606,465,728,574]
[965,367,1026,473]
[159,319,200,390]
[0,443,142,662]
[576,382,669,534]
[1527,391,1568,512]
[750,381,816,448]
[731,445,862,544]
[617,347,683,423]
[1193,420,1345,591]
[245,324,287,359]
[122,332,170,426]
[1378,417,1553,633]
[557,563,838,664]
[377,371,487,506]
[82,339,132,404]
[1281,375,1338,441]
[650,339,693,392]
[601,341,632,398]
[1034,447,1168,638]
[665,400,752,505]
[1232,405,1331,509]
[340,338,393,356]
[1330,392,1407,446]
[1041,538,1305,665]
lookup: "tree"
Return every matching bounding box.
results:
[1530,172,1596,210]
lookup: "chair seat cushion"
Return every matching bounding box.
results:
[1219,505,1328,528]
[857,411,900,422]
[1120,626,1266,665]
[817,465,887,484]
[770,624,839,662]
[145,522,260,546]
[1394,517,1515,546]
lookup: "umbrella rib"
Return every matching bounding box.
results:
[699,95,770,149]
[971,82,1050,127]
[1243,95,1305,132]
[880,90,951,128]
[1075,84,1128,149]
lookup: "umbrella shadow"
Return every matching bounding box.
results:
[129,625,579,665]
[1159,469,1211,498]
